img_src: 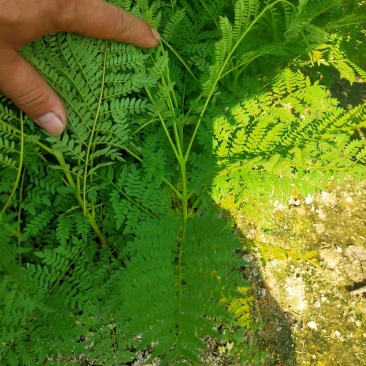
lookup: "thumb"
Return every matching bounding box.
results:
[54,0,161,48]
[0,49,67,136]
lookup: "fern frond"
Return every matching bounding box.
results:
[110,215,247,365]
[233,0,259,42]
[0,1,365,364]
[163,8,186,42]
[210,68,366,227]
[109,164,172,233]
[23,211,53,240]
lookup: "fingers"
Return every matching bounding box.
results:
[0,0,161,136]
[53,0,160,48]
[0,50,67,136]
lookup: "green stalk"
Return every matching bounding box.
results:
[17,169,25,263]
[176,217,185,359]
[179,159,188,222]
[197,0,220,29]
[165,69,184,150]
[82,44,107,216]
[184,0,297,163]
[161,39,197,81]
[145,88,180,161]
[0,113,24,219]
[51,150,108,245]
[0,119,107,245]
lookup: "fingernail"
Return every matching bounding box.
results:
[152,28,161,42]
[37,112,65,136]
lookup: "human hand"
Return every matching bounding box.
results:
[0,0,160,135]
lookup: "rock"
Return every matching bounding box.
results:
[285,275,308,314]
[307,321,318,330]
[319,248,342,269]
[343,245,366,282]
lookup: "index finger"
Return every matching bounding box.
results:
[52,0,160,48]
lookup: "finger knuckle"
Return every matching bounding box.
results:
[0,1,22,25]
[54,0,79,30]
[16,85,51,110]
[113,9,128,35]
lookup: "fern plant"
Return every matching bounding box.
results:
[0,0,366,365]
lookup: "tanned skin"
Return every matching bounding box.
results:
[0,0,160,135]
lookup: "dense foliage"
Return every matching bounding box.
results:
[0,0,365,364]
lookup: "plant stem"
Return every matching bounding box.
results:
[145,88,180,161]
[82,44,107,216]
[0,113,24,219]
[179,160,188,222]
[0,119,108,245]
[161,39,197,81]
[184,0,297,163]
[52,150,108,245]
